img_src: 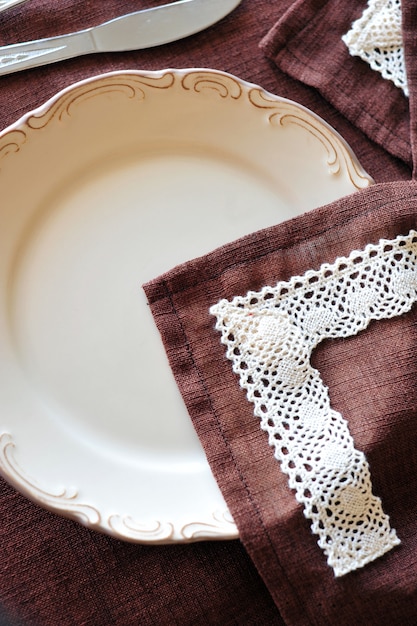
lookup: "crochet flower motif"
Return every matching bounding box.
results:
[342,0,407,96]
[210,231,417,576]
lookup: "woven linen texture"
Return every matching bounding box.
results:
[342,0,407,95]
[210,231,417,576]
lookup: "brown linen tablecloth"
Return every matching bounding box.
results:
[0,1,415,625]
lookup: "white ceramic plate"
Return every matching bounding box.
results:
[0,69,373,543]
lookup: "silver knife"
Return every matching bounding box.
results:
[0,0,242,76]
[0,0,28,12]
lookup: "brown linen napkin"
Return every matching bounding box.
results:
[144,180,417,626]
[143,2,417,622]
[259,0,411,167]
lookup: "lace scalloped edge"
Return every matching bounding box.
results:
[209,231,417,576]
[342,0,408,97]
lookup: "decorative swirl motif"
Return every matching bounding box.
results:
[108,515,175,543]
[27,72,176,129]
[27,82,138,129]
[248,88,373,190]
[181,70,243,99]
[181,509,237,540]
[0,129,26,164]
[108,511,238,543]
[0,433,101,525]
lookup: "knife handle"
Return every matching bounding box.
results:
[0,30,95,76]
[0,0,28,12]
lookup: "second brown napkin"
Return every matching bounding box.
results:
[260,0,411,167]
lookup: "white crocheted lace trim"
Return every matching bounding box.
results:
[210,232,417,576]
[342,0,407,96]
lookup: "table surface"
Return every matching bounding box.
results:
[0,1,412,625]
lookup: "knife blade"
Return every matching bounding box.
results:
[0,0,242,76]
